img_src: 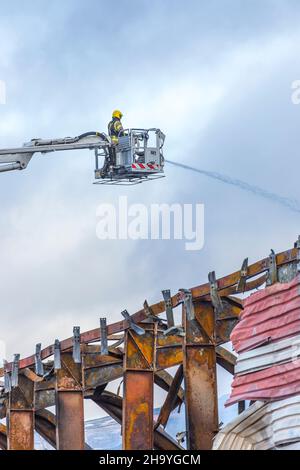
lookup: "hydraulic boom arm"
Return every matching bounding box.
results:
[0,132,109,173]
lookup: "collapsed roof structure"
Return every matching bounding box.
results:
[0,237,300,450]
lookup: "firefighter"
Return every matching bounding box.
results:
[101,110,125,177]
[108,110,124,145]
[104,110,124,172]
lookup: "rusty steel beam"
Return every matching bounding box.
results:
[123,323,155,450]
[156,333,183,370]
[183,300,219,450]
[85,343,124,354]
[35,389,55,410]
[83,353,123,391]
[7,374,35,450]
[216,345,237,375]
[154,369,184,404]
[92,390,183,451]
[213,300,241,344]
[0,398,7,419]
[35,409,56,448]
[2,245,297,377]
[92,390,122,422]
[55,352,85,450]
[35,409,92,450]
[34,340,184,399]
[0,423,7,450]
[155,365,184,429]
[34,367,186,411]
[22,367,44,383]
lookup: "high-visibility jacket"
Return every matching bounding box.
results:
[108,117,124,144]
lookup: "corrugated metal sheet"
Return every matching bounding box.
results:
[226,360,300,405]
[213,396,300,450]
[235,334,300,375]
[231,275,300,353]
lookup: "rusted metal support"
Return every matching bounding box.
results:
[123,323,156,450]
[183,300,219,450]
[154,370,184,405]
[83,351,123,391]
[55,350,85,450]
[93,390,183,450]
[216,345,237,375]
[156,333,183,370]
[0,424,7,450]
[35,409,92,450]
[7,369,35,450]
[155,364,183,429]
[35,409,57,448]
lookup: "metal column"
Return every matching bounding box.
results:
[7,374,35,450]
[123,323,155,450]
[55,351,85,450]
[183,300,219,450]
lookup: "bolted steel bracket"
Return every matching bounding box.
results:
[179,289,195,321]
[3,360,11,393]
[208,271,224,316]
[35,343,44,376]
[236,258,248,293]
[54,339,61,370]
[11,354,20,388]
[143,300,165,325]
[72,327,81,364]
[266,249,278,286]
[162,289,175,328]
[121,310,145,336]
[163,325,185,337]
[100,318,108,355]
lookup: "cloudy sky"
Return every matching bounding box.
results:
[0,0,300,419]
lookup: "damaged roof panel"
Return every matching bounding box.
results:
[235,334,300,375]
[226,360,300,406]
[214,396,300,450]
[231,274,300,353]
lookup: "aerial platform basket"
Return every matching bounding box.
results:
[94,128,165,185]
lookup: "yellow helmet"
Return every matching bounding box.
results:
[112,109,123,119]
